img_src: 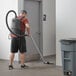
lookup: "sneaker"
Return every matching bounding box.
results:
[21,64,29,69]
[9,65,14,70]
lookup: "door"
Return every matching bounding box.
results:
[24,0,42,60]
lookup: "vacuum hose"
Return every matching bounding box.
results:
[6,10,28,37]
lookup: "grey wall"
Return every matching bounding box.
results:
[18,0,56,56]
[23,0,56,56]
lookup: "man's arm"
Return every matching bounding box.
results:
[25,23,30,36]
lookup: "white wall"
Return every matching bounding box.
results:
[0,0,18,60]
[43,0,56,56]
[56,0,76,66]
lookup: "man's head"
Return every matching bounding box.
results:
[20,10,27,18]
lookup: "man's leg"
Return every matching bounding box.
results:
[9,53,15,65]
[9,53,15,70]
[20,52,28,68]
[20,53,25,65]
[19,37,28,68]
[10,38,17,65]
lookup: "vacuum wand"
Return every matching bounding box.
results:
[30,34,54,64]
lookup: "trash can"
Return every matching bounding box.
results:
[60,38,76,76]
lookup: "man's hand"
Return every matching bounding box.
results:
[27,34,31,37]
[10,34,17,38]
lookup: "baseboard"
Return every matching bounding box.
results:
[25,53,40,62]
[0,54,56,63]
[43,54,56,58]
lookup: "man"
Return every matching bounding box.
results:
[9,10,30,70]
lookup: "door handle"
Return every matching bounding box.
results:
[36,32,40,35]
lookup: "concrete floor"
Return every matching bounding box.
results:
[0,57,63,76]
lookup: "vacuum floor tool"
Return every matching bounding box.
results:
[6,10,54,64]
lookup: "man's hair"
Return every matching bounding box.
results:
[21,10,27,14]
